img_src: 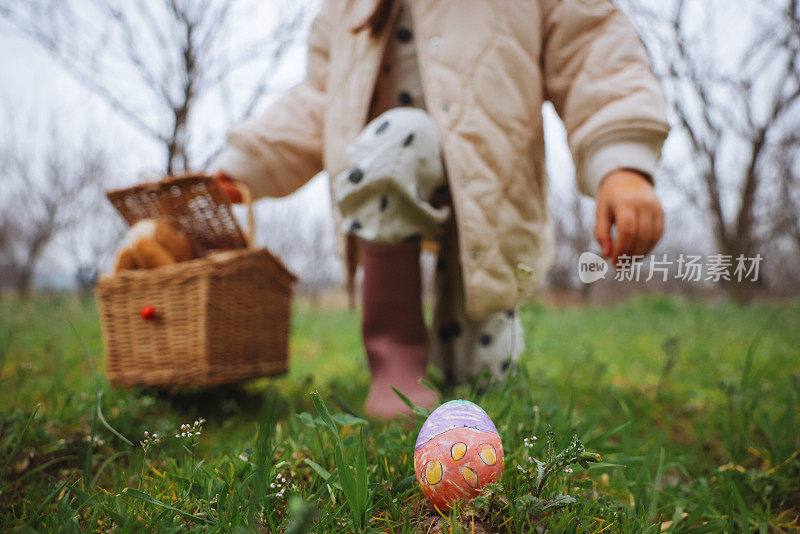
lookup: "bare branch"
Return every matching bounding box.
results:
[621,0,800,299]
[0,0,309,174]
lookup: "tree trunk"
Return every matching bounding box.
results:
[15,264,34,299]
[15,227,53,299]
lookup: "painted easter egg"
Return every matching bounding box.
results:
[413,400,504,510]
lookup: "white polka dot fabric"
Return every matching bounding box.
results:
[368,0,426,118]
[334,108,449,243]
[334,108,524,383]
[431,217,525,383]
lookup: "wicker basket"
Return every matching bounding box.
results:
[95,174,296,388]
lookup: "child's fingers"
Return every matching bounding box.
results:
[646,210,663,252]
[595,198,613,257]
[637,205,663,255]
[611,207,637,265]
[632,208,652,256]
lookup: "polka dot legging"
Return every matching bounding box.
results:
[334,108,524,383]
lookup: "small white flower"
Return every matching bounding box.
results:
[564,467,573,473]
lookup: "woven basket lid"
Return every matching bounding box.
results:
[106,174,249,252]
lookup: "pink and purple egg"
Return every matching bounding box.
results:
[413,400,504,510]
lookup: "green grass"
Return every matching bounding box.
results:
[1,294,798,532]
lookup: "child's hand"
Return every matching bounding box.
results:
[212,170,244,204]
[595,170,663,266]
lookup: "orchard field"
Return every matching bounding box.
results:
[1,295,798,532]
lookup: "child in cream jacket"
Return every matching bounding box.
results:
[215,0,670,418]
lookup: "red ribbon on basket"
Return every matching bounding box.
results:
[140,305,156,320]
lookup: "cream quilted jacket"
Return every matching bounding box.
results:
[220,0,670,320]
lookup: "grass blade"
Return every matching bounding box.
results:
[67,484,125,524]
[25,479,68,526]
[91,451,128,488]
[0,405,39,485]
[249,395,278,526]
[304,458,342,490]
[648,448,665,521]
[1,454,77,494]
[312,391,365,529]
[390,386,429,419]
[311,391,340,435]
[419,378,444,403]
[356,428,368,517]
[96,391,133,446]
[123,488,210,524]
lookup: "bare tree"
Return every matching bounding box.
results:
[64,201,126,294]
[759,135,800,292]
[0,116,110,297]
[774,136,800,251]
[0,0,308,175]
[620,0,800,301]
[547,186,594,299]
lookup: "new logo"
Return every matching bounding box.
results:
[578,251,608,284]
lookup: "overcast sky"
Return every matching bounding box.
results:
[3,0,769,284]
[0,1,582,185]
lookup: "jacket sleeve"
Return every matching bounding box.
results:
[541,0,670,197]
[218,2,332,199]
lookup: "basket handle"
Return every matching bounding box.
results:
[238,182,256,248]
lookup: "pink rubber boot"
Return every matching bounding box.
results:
[359,237,439,419]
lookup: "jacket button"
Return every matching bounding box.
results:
[429,36,442,48]
[470,248,481,260]
[441,101,450,111]
[459,177,469,188]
